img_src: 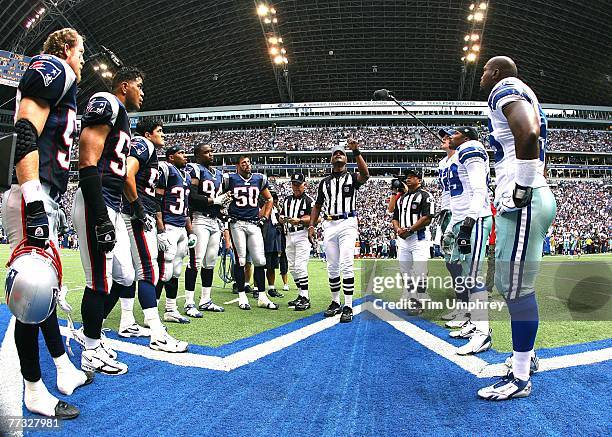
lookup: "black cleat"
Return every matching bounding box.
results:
[54,400,80,420]
[294,296,311,311]
[83,371,95,388]
[339,306,353,323]
[268,289,284,298]
[288,296,301,307]
[323,301,342,317]
[405,298,424,316]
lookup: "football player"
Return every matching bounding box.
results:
[156,146,196,324]
[183,143,230,317]
[223,155,278,310]
[477,56,556,400]
[73,67,144,375]
[444,126,493,355]
[121,119,187,352]
[2,28,92,419]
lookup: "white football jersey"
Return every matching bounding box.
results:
[446,140,492,225]
[437,155,451,211]
[487,77,548,203]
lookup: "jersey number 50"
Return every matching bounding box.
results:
[234,186,259,207]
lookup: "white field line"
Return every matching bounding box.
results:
[0,317,24,434]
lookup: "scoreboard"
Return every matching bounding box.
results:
[0,50,32,88]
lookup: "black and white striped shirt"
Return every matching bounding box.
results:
[281,194,314,232]
[315,171,363,216]
[393,187,434,240]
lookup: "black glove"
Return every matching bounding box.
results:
[512,183,533,208]
[95,218,116,253]
[257,217,268,228]
[457,217,475,255]
[131,199,152,231]
[24,200,49,248]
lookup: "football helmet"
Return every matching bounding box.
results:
[5,238,63,324]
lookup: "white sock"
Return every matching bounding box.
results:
[344,294,353,308]
[300,289,309,299]
[258,293,272,304]
[120,298,136,328]
[165,298,177,313]
[185,289,195,306]
[512,351,532,381]
[268,285,275,291]
[238,291,249,306]
[24,379,59,417]
[200,287,211,305]
[283,284,289,291]
[83,335,100,350]
[143,307,165,339]
[331,291,340,304]
[54,353,87,396]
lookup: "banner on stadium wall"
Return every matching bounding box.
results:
[0,51,31,88]
[260,101,485,110]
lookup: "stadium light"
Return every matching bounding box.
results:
[272,17,278,23]
[467,14,473,20]
[270,47,279,55]
[39,7,45,13]
[471,34,479,41]
[463,46,468,51]
[461,56,466,61]
[280,48,286,54]
[466,53,477,62]
[474,12,484,21]
[464,35,470,41]
[270,7,276,14]
[470,4,475,10]
[273,55,284,64]
[472,44,480,52]
[479,2,487,9]
[264,18,271,24]
[99,63,108,70]
[269,37,278,44]
[277,37,283,43]
[257,4,269,16]
[93,65,100,71]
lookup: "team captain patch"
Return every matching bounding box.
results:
[29,59,62,87]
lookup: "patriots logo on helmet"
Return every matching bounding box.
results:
[29,60,62,87]
[5,268,18,296]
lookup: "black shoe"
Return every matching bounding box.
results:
[82,370,95,388]
[340,306,353,323]
[323,301,342,317]
[405,298,423,316]
[288,295,301,307]
[268,289,284,298]
[54,400,80,419]
[294,296,311,311]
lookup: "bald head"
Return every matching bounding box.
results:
[480,56,519,91]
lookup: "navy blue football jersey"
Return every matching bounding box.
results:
[158,162,191,227]
[15,54,78,195]
[81,92,131,212]
[223,172,268,221]
[186,163,223,216]
[121,136,159,215]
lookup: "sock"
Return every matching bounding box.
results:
[508,293,539,352]
[185,289,196,307]
[344,294,353,308]
[120,298,136,328]
[201,268,214,287]
[81,288,104,342]
[200,287,212,305]
[54,353,87,396]
[238,291,249,306]
[24,379,59,417]
[297,276,309,298]
[103,281,122,319]
[156,280,164,300]
[283,283,289,291]
[166,277,179,299]
[329,276,341,303]
[137,281,158,310]
[512,351,532,381]
[254,266,266,295]
[470,290,489,333]
[143,307,165,339]
[185,265,197,293]
[234,264,245,292]
[268,285,275,291]
[166,298,177,313]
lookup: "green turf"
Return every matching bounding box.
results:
[0,245,610,351]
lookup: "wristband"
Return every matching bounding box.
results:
[514,159,540,187]
[21,179,43,204]
[352,149,362,157]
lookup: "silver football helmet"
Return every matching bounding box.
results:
[5,239,63,324]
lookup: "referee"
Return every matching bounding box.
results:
[391,169,434,315]
[309,138,369,323]
[279,173,314,311]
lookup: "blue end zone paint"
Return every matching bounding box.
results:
[16,314,612,436]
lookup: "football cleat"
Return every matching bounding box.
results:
[53,401,80,419]
[287,296,300,307]
[258,297,279,310]
[294,296,311,311]
[198,301,225,312]
[150,332,188,353]
[339,306,353,323]
[441,307,462,321]
[478,372,532,401]
[323,301,342,317]
[449,321,476,339]
[72,326,117,359]
[268,288,284,298]
[404,298,423,316]
[238,293,251,310]
[81,346,128,375]
[184,304,203,318]
[445,314,471,329]
[163,310,191,324]
[504,353,540,375]
[118,323,151,338]
[456,329,492,355]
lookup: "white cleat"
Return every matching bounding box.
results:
[184,304,203,318]
[449,321,476,339]
[257,297,279,310]
[163,310,191,324]
[456,329,492,355]
[81,346,127,375]
[445,314,471,329]
[72,326,117,359]
[150,332,188,353]
[198,301,225,312]
[238,294,251,310]
[118,323,151,338]
[478,373,532,401]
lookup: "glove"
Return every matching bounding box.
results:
[24,200,49,248]
[257,217,268,228]
[213,192,231,206]
[188,233,197,249]
[131,199,152,232]
[457,217,475,255]
[157,231,170,252]
[441,230,455,256]
[512,183,533,208]
[95,218,116,253]
[57,285,72,313]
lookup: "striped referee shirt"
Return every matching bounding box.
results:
[281,194,314,232]
[393,187,434,240]
[315,171,363,216]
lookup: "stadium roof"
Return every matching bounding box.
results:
[1,0,610,112]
